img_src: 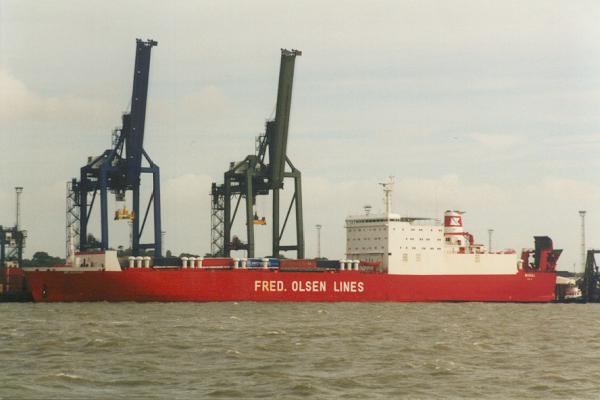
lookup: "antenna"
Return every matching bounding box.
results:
[379,176,394,217]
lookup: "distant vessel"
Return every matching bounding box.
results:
[0,263,30,302]
[25,184,561,303]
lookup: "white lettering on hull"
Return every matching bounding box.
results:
[253,280,365,293]
[291,280,326,292]
[253,280,285,292]
[333,281,365,293]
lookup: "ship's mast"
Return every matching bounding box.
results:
[379,177,394,218]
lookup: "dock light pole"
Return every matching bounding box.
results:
[580,210,587,272]
[488,229,494,252]
[316,224,322,259]
[15,187,23,230]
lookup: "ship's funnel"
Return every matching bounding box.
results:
[444,210,464,235]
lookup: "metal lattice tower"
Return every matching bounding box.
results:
[1,188,26,267]
[210,189,225,256]
[580,210,587,272]
[66,180,81,258]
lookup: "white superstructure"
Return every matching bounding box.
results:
[345,183,519,275]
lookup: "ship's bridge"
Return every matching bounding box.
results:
[345,181,519,275]
[345,213,440,225]
[345,210,442,270]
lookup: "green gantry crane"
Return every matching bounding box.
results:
[211,49,304,258]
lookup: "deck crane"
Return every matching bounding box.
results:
[211,49,304,258]
[72,39,162,258]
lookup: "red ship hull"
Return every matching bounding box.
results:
[25,268,556,302]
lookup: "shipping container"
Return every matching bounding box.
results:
[202,258,234,267]
[279,259,317,269]
[246,258,279,268]
[316,260,340,269]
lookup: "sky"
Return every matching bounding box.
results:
[1,0,600,272]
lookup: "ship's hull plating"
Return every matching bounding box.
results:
[25,269,556,302]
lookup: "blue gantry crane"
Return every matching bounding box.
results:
[73,39,161,258]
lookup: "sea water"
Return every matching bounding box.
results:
[1,302,599,399]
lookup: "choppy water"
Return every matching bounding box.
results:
[1,303,600,399]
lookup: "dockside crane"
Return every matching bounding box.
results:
[582,250,600,302]
[0,187,26,269]
[71,39,162,258]
[211,49,304,258]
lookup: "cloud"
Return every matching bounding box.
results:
[0,67,114,127]
[161,173,213,256]
[13,181,67,258]
[151,85,230,128]
[468,133,522,149]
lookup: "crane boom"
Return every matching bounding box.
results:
[269,49,302,187]
[126,39,157,186]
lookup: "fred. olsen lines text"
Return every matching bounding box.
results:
[254,280,365,293]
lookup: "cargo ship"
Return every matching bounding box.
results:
[25,185,561,303]
[22,41,561,302]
